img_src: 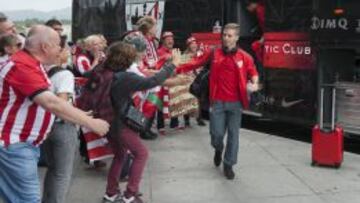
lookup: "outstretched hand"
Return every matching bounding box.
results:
[89,119,110,136]
[171,48,182,67]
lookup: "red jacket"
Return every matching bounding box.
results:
[156,46,172,70]
[177,48,258,109]
[157,46,171,60]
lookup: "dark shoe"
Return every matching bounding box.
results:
[170,117,179,128]
[185,120,191,127]
[213,150,222,167]
[223,164,235,180]
[140,130,158,140]
[94,160,107,169]
[197,118,206,126]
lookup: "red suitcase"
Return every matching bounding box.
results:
[311,87,344,168]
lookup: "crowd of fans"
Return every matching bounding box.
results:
[0,11,259,203]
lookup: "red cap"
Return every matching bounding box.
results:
[162,31,174,39]
[186,37,197,45]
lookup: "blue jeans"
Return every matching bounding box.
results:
[210,101,242,166]
[0,143,40,203]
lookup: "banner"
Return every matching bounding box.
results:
[125,0,165,38]
[167,75,199,118]
[263,32,315,70]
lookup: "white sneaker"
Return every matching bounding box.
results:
[103,193,122,202]
[121,196,135,203]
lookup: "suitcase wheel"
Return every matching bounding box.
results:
[334,163,341,169]
[311,161,316,167]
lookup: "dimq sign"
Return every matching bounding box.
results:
[311,17,349,30]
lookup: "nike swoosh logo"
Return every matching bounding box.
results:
[281,99,304,108]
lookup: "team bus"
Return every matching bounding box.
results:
[72,0,360,136]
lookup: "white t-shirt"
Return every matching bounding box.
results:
[17,34,26,49]
[49,69,75,103]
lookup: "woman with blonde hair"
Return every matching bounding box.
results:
[75,34,105,75]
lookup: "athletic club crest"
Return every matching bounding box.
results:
[236,60,243,69]
[126,0,165,38]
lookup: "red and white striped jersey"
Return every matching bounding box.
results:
[76,53,92,75]
[0,51,54,147]
[143,36,158,69]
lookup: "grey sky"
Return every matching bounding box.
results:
[0,0,72,11]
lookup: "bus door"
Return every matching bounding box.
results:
[311,0,360,135]
[255,0,317,124]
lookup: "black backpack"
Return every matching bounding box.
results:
[189,51,213,100]
[189,66,209,99]
[76,65,115,123]
[189,63,210,113]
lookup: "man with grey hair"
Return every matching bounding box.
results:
[0,25,109,203]
[176,23,259,180]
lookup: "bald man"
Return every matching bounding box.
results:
[0,25,109,203]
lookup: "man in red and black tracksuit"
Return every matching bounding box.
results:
[177,23,259,180]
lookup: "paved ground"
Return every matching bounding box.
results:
[3,122,360,203]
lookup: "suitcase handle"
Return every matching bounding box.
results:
[319,86,336,131]
[331,87,336,130]
[319,88,324,129]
